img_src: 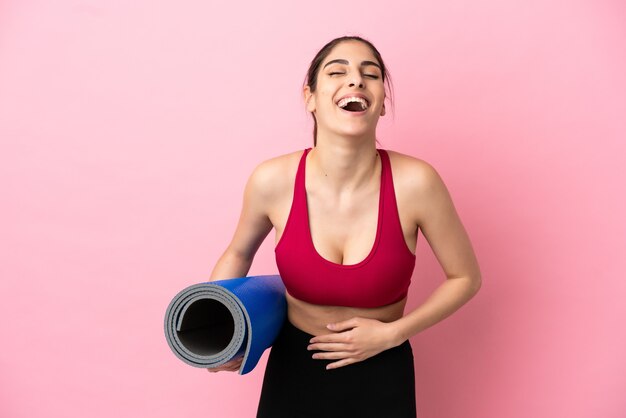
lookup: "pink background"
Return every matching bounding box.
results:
[1,1,625,417]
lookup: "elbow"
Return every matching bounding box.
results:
[470,274,482,295]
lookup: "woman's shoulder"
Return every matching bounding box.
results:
[245,149,305,197]
[384,149,443,191]
[250,149,304,180]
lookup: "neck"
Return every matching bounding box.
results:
[308,137,380,194]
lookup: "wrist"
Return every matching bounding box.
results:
[387,319,408,348]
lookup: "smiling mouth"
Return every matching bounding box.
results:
[337,97,369,112]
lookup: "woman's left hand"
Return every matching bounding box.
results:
[307,317,404,370]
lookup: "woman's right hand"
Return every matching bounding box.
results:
[207,356,243,373]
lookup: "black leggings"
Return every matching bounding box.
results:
[256,319,417,418]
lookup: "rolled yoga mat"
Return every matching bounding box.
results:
[164,274,287,375]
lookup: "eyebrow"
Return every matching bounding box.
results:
[322,59,381,70]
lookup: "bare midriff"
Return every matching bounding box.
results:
[285,291,407,336]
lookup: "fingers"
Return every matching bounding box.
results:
[309,331,354,345]
[325,358,355,370]
[206,357,243,373]
[327,317,362,332]
[207,363,240,373]
[308,342,352,352]
[306,318,392,370]
[311,351,353,360]
[311,350,361,370]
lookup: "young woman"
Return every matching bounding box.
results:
[208,36,482,418]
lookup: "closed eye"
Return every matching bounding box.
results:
[328,72,379,79]
[328,71,379,80]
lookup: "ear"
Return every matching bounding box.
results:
[303,85,316,113]
[380,103,386,116]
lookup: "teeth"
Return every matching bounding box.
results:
[337,97,369,110]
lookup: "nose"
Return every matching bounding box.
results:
[348,73,364,88]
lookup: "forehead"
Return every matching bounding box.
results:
[323,41,379,66]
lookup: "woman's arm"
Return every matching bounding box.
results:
[205,161,278,373]
[208,161,276,282]
[390,160,482,343]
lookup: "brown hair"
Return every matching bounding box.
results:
[303,36,394,146]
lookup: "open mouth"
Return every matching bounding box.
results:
[337,97,369,112]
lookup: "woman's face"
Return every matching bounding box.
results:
[304,41,386,139]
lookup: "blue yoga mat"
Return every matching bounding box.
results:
[164,275,287,375]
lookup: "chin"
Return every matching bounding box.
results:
[337,125,376,138]
[320,119,377,139]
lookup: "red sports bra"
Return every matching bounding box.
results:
[274,148,416,308]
